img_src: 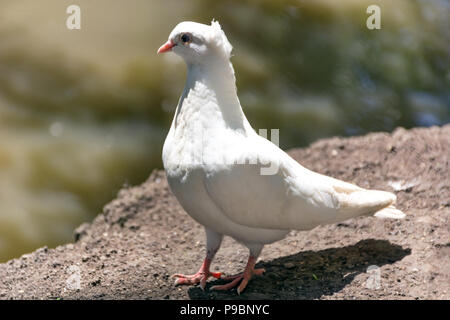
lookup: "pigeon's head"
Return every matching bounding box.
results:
[157,20,232,64]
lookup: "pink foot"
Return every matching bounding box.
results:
[210,257,264,294]
[173,258,222,290]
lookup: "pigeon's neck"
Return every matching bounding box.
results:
[174,57,252,133]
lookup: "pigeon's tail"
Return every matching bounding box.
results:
[354,190,406,219]
[373,205,406,219]
[335,187,406,220]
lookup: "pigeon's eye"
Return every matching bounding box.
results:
[180,33,191,44]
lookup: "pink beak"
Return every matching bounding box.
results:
[157,40,176,54]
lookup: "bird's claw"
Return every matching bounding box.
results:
[172,270,222,289]
[210,268,265,294]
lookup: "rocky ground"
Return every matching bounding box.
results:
[0,125,448,300]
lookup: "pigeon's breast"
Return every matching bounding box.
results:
[165,165,289,244]
[163,131,289,244]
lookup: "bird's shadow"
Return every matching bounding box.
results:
[188,239,411,300]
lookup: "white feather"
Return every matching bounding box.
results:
[374,205,406,219]
[162,21,406,246]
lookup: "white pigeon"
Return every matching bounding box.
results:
[158,20,405,294]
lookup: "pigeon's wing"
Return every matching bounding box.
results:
[203,135,399,231]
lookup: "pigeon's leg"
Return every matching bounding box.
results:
[211,243,264,295]
[173,228,223,290]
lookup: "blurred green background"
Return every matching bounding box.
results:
[0,0,448,262]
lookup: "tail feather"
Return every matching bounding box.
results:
[374,205,406,219]
[334,185,406,220]
[344,189,396,211]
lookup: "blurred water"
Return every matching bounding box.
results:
[0,0,448,261]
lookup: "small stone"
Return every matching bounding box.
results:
[284,262,295,269]
[74,223,90,242]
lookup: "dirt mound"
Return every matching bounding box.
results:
[0,125,448,300]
